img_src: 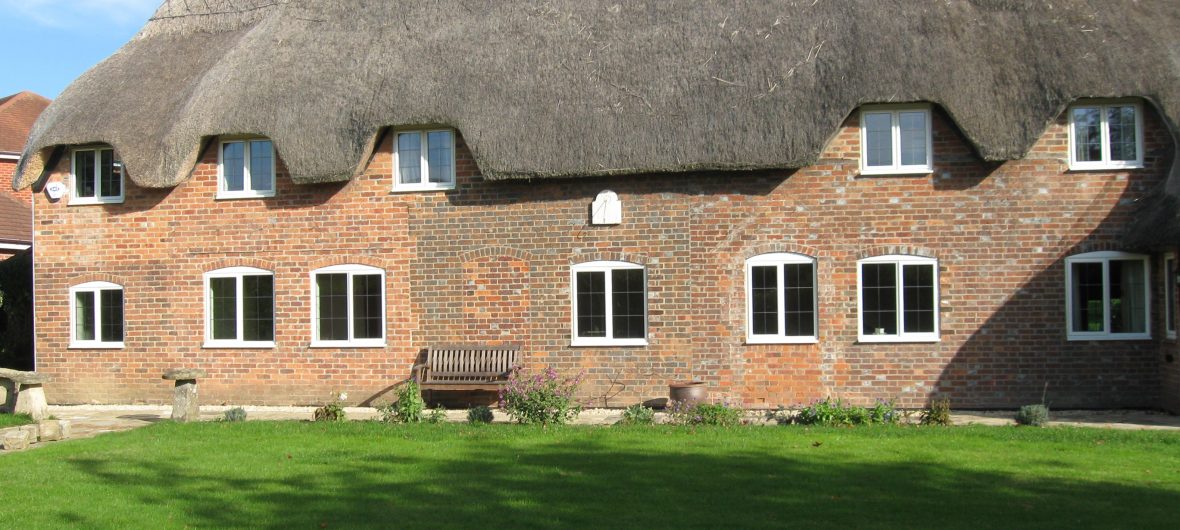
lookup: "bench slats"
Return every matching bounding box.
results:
[415,344,520,390]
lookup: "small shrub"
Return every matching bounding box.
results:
[498,367,583,425]
[380,381,427,423]
[313,403,346,422]
[222,407,247,422]
[793,397,899,426]
[467,405,495,424]
[666,401,742,427]
[920,397,953,426]
[618,404,655,425]
[1015,404,1050,427]
[425,405,447,424]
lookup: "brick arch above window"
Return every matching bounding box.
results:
[569,251,651,267]
[855,245,938,261]
[459,246,536,264]
[203,258,276,274]
[740,242,822,264]
[66,272,127,288]
[305,255,393,272]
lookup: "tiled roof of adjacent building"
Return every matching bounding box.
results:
[0,193,31,245]
[0,91,50,155]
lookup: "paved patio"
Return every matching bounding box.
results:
[3,405,1178,453]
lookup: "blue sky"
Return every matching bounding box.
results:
[0,0,159,99]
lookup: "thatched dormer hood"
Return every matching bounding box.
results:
[13,0,1180,193]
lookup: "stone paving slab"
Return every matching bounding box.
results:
[3,406,1177,454]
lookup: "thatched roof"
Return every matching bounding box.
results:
[13,0,1180,191]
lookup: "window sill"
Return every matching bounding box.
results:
[203,341,276,349]
[745,336,818,345]
[1067,162,1144,171]
[859,167,932,176]
[571,338,648,347]
[390,184,455,193]
[1066,333,1152,342]
[857,334,940,344]
[69,342,125,349]
[1167,332,1177,340]
[216,191,275,200]
[310,340,387,348]
[68,197,124,206]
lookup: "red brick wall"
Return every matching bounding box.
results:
[31,105,1174,409]
[1,158,33,206]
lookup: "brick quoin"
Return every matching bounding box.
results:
[29,104,1177,409]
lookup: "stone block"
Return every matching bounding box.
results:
[38,420,65,442]
[3,430,30,451]
[19,424,39,441]
[14,384,48,421]
[172,380,200,422]
[0,378,12,413]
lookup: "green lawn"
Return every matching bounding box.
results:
[0,412,33,428]
[1,422,1178,529]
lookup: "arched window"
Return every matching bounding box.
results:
[69,281,124,348]
[204,267,274,347]
[311,264,386,347]
[570,261,646,346]
[746,253,817,344]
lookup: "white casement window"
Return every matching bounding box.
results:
[859,106,933,175]
[857,255,939,343]
[393,129,455,191]
[1067,101,1144,170]
[204,267,275,348]
[70,147,123,204]
[311,264,386,347]
[1065,251,1150,341]
[69,281,124,348]
[571,261,647,346]
[218,139,276,199]
[1165,253,1176,339]
[746,253,818,344]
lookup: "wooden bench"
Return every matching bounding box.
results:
[413,345,520,401]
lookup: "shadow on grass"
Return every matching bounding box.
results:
[49,425,1179,529]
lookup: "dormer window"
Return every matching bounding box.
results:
[393,129,455,191]
[1068,101,1143,170]
[70,147,123,204]
[859,106,933,175]
[218,138,275,199]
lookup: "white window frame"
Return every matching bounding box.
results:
[217,138,276,199]
[859,105,933,175]
[857,255,940,343]
[1067,100,1144,171]
[1165,253,1176,340]
[69,147,124,205]
[203,266,275,348]
[745,253,818,344]
[570,260,648,347]
[68,281,125,349]
[310,264,387,348]
[392,128,456,192]
[1065,251,1151,341]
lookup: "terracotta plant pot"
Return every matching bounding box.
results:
[668,381,707,405]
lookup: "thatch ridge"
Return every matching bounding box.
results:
[13,0,1180,191]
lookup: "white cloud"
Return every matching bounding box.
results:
[0,0,160,29]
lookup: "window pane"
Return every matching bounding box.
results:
[222,142,245,192]
[1071,262,1104,332]
[1167,258,1176,333]
[1109,259,1146,334]
[864,113,893,167]
[75,291,95,341]
[612,268,645,339]
[427,131,453,184]
[784,263,815,336]
[899,112,927,166]
[576,271,606,338]
[1107,105,1137,162]
[99,289,124,342]
[249,140,274,192]
[317,274,349,341]
[902,264,936,333]
[99,149,121,198]
[75,150,96,198]
[861,263,897,335]
[751,265,778,335]
[352,274,383,340]
[241,275,274,342]
[398,133,422,185]
[209,277,238,340]
[1072,107,1102,162]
